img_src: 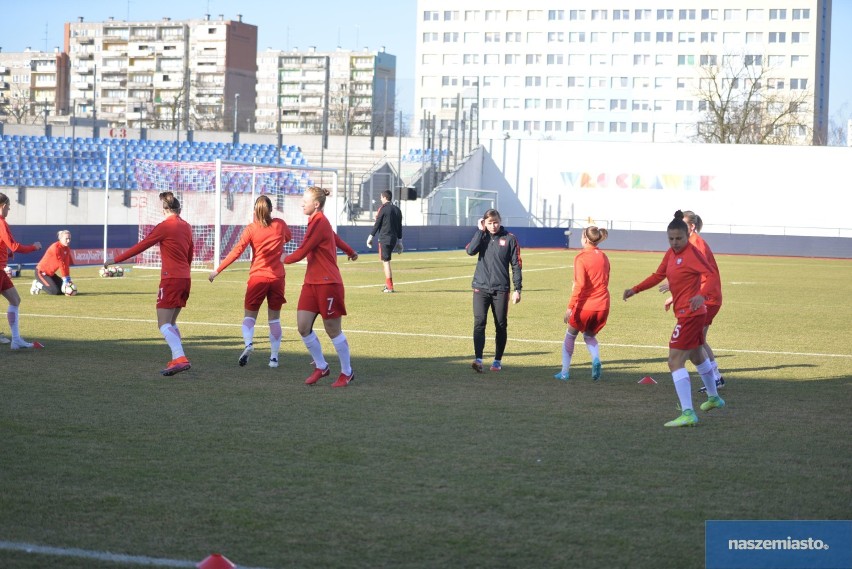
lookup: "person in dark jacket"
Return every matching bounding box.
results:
[465,208,522,372]
[366,190,403,293]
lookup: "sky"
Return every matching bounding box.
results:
[1,0,850,133]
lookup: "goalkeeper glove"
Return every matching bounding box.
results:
[63,276,72,284]
[366,234,373,248]
[393,240,403,254]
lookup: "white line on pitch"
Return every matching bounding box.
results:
[0,541,274,569]
[350,264,570,289]
[25,313,852,359]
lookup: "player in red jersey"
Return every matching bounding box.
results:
[209,195,292,369]
[660,210,725,392]
[554,226,610,382]
[0,192,44,349]
[623,210,726,428]
[113,192,194,376]
[284,186,359,387]
[31,230,76,295]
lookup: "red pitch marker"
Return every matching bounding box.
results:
[197,553,236,569]
[638,376,657,385]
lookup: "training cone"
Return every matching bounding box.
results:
[197,553,236,569]
[638,376,658,385]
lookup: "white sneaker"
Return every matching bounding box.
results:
[269,357,279,368]
[30,280,40,295]
[0,333,10,344]
[238,343,254,366]
[11,338,34,350]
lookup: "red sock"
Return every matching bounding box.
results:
[386,278,393,290]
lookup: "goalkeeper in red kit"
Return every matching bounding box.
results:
[32,230,76,295]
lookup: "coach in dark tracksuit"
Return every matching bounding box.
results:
[367,189,403,293]
[465,208,522,373]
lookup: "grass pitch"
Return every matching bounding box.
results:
[1,248,850,569]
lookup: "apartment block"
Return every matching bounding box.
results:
[255,47,396,137]
[64,14,257,131]
[0,48,70,124]
[415,0,831,144]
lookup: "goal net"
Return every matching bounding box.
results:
[131,159,339,270]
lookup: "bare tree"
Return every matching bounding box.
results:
[0,83,38,124]
[827,103,849,147]
[693,54,813,145]
[327,82,373,136]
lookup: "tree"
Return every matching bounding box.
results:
[826,103,849,147]
[693,54,813,145]
[327,82,373,136]
[0,83,37,125]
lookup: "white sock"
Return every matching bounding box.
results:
[672,368,693,412]
[561,331,577,373]
[7,305,20,340]
[242,317,256,347]
[584,334,600,362]
[269,319,282,359]
[160,323,185,359]
[696,359,718,396]
[302,331,327,370]
[331,333,352,375]
[711,359,722,381]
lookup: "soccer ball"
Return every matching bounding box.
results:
[62,282,78,296]
[99,267,109,277]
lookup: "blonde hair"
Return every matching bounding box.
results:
[254,195,273,227]
[583,225,608,245]
[57,229,71,240]
[305,186,330,209]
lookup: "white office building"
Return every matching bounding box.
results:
[415,0,831,144]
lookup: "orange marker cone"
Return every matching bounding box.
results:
[638,376,657,385]
[197,553,236,569]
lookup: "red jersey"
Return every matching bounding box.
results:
[37,241,75,278]
[689,232,722,306]
[568,247,610,312]
[0,217,38,269]
[215,218,292,280]
[632,242,715,319]
[115,214,193,279]
[284,210,355,285]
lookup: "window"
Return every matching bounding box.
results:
[503,98,520,108]
[769,9,787,20]
[612,76,629,88]
[565,121,578,132]
[506,10,522,21]
[465,10,480,21]
[792,32,809,43]
[769,32,786,43]
[422,32,438,42]
[767,78,785,90]
[790,78,808,89]
[423,11,439,21]
[677,32,694,43]
[546,54,564,65]
[567,54,584,65]
[655,77,671,88]
[525,76,542,87]
[443,54,459,65]
[569,10,586,21]
[677,55,695,66]
[610,99,627,110]
[590,32,604,43]
[524,98,540,109]
[613,9,629,20]
[590,54,608,66]
[484,10,501,21]
[502,120,519,130]
[633,54,650,65]
[724,33,741,44]
[591,10,607,20]
[523,121,541,132]
[464,32,480,42]
[747,9,764,21]
[484,54,499,64]
[463,54,479,65]
[792,9,810,20]
[441,76,459,87]
[566,99,583,110]
[441,98,458,109]
[590,76,607,88]
[699,55,717,65]
[656,55,672,66]
[566,76,586,88]
[444,11,459,20]
[701,9,718,20]
[724,9,742,21]
[631,122,649,133]
[634,32,651,43]
[526,54,541,64]
[701,32,717,43]
[569,32,586,43]
[633,77,650,88]
[657,9,673,20]
[612,54,629,66]
[768,55,785,67]
[612,32,629,43]
[746,32,763,44]
[443,32,459,42]
[544,121,562,132]
[545,98,562,109]
[505,54,520,64]
[632,100,650,110]
[527,10,543,20]
[481,98,499,108]
[679,9,696,20]
[484,32,500,43]
[548,32,564,42]
[548,10,564,20]
[676,77,690,89]
[744,55,763,66]
[505,32,521,42]
[504,76,521,87]
[588,121,605,133]
[791,55,807,67]
[634,9,651,20]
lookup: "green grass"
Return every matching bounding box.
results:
[1,249,850,569]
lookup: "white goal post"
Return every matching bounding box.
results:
[131,159,339,270]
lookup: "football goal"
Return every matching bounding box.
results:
[131,159,339,270]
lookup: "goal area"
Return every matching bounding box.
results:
[131,159,338,270]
